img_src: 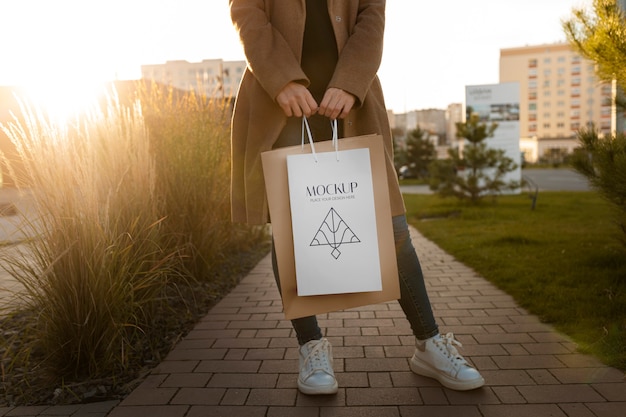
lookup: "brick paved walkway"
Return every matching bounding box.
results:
[1,228,624,417]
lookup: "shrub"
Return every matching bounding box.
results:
[571,126,626,248]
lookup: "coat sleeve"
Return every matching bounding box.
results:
[229,0,308,100]
[329,0,386,106]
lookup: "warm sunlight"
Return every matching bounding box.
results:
[18,77,108,125]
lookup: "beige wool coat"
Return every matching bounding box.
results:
[229,0,405,225]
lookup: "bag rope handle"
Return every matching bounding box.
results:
[301,117,340,162]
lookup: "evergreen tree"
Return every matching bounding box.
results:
[564,0,626,248]
[429,112,519,203]
[404,125,436,179]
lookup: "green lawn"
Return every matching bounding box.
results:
[403,191,626,371]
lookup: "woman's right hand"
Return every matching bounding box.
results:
[275,82,318,118]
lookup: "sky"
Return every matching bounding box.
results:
[0,0,591,113]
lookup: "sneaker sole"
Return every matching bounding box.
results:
[297,380,338,395]
[410,356,485,391]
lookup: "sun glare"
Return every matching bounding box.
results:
[19,78,109,125]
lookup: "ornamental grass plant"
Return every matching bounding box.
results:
[0,83,268,405]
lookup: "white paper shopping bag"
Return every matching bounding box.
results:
[286,148,383,296]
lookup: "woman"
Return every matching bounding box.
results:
[229,0,484,395]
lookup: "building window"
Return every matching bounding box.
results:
[529,59,538,67]
[557,111,565,118]
[544,69,552,77]
[543,112,551,118]
[571,99,580,107]
[529,103,537,110]
[529,91,537,100]
[571,77,581,86]
[543,80,550,87]
[557,79,566,87]
[558,56,566,63]
[543,123,551,129]
[572,65,581,75]
[529,80,537,88]
[544,90,551,97]
[529,68,537,78]
[571,122,580,130]
[557,122,565,128]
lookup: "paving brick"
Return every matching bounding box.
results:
[479,404,568,417]
[585,402,626,417]
[195,359,261,373]
[418,387,448,405]
[166,348,228,360]
[212,338,270,349]
[517,385,605,403]
[445,388,501,405]
[221,389,250,406]
[337,372,369,388]
[522,342,574,355]
[207,373,278,388]
[399,405,482,417]
[119,387,178,406]
[492,386,527,404]
[345,358,410,372]
[107,405,189,417]
[368,372,393,387]
[224,348,247,360]
[557,403,596,417]
[363,346,385,358]
[551,368,625,384]
[267,406,319,417]
[320,406,399,417]
[592,382,626,401]
[527,369,561,385]
[343,335,401,347]
[246,389,297,406]
[170,388,226,405]
[244,348,286,360]
[186,405,267,417]
[346,387,421,406]
[161,373,211,388]
[296,390,346,407]
[479,369,535,386]
[492,355,566,369]
[502,343,530,356]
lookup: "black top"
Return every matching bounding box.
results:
[301,0,339,102]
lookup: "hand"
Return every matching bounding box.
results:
[319,88,355,120]
[275,82,318,117]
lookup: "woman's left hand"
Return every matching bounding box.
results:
[318,88,355,120]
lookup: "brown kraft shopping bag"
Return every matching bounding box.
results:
[261,133,400,320]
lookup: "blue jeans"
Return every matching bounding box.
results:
[271,215,440,345]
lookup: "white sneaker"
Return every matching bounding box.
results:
[410,332,485,391]
[297,338,338,395]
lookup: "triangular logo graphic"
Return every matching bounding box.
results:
[310,207,361,259]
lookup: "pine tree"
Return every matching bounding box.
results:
[429,112,519,203]
[404,125,436,179]
[564,0,626,248]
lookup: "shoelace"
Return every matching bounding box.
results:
[302,339,333,379]
[435,332,469,365]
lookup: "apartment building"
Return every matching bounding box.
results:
[499,42,615,163]
[141,59,246,98]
